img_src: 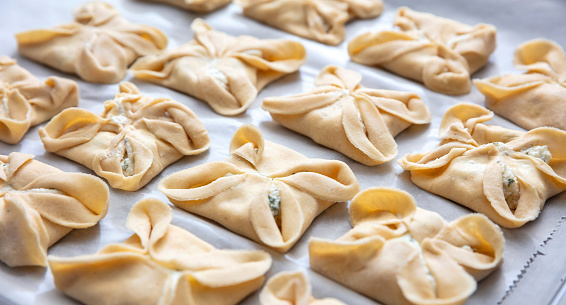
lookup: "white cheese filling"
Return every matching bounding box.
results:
[121,138,135,177]
[492,142,553,210]
[398,234,437,293]
[498,159,519,210]
[521,145,552,163]
[1,96,8,116]
[110,97,130,125]
[268,184,280,217]
[207,59,229,90]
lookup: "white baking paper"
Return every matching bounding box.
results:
[1,0,566,304]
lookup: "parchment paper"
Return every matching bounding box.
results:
[0,0,565,304]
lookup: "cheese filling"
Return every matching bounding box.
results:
[208,59,229,90]
[121,138,135,177]
[1,96,8,116]
[268,184,280,217]
[498,159,519,210]
[398,234,437,293]
[110,97,130,125]
[521,145,552,163]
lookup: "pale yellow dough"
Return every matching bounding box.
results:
[262,65,431,166]
[309,187,504,305]
[398,103,566,228]
[159,124,360,252]
[146,0,231,12]
[238,0,383,45]
[49,198,272,305]
[475,39,566,130]
[0,56,78,144]
[348,7,496,95]
[130,19,306,116]
[260,271,347,305]
[39,82,210,191]
[0,152,109,267]
[16,2,167,84]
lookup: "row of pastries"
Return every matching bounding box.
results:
[1,0,565,305]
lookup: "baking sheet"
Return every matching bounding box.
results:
[1,0,566,304]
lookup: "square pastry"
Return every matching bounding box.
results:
[159,124,360,252]
[16,2,167,83]
[475,39,566,130]
[238,0,383,45]
[130,19,306,116]
[39,82,210,191]
[49,198,272,305]
[0,56,78,144]
[348,7,496,95]
[398,103,566,228]
[0,153,109,267]
[262,65,431,165]
[309,187,504,305]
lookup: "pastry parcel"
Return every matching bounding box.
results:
[475,39,566,130]
[0,152,109,267]
[262,65,431,166]
[309,187,504,305]
[159,124,360,252]
[39,82,210,191]
[130,19,306,116]
[398,103,566,228]
[348,7,496,95]
[238,0,383,45]
[0,56,78,144]
[49,198,272,305]
[16,2,167,83]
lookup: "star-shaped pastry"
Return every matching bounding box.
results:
[0,152,109,267]
[262,65,431,166]
[238,0,383,45]
[49,198,272,305]
[16,2,168,83]
[398,103,566,228]
[39,82,210,191]
[348,7,496,95]
[475,39,566,130]
[159,124,360,252]
[309,187,504,305]
[130,19,306,116]
[0,56,78,144]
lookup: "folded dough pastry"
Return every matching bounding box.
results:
[159,124,359,252]
[348,7,496,95]
[49,198,272,305]
[0,152,109,267]
[39,82,210,191]
[260,271,347,305]
[130,19,306,116]
[262,65,431,166]
[146,0,231,12]
[309,187,504,305]
[238,0,383,45]
[398,103,566,228]
[15,2,167,84]
[475,39,566,130]
[0,56,78,144]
